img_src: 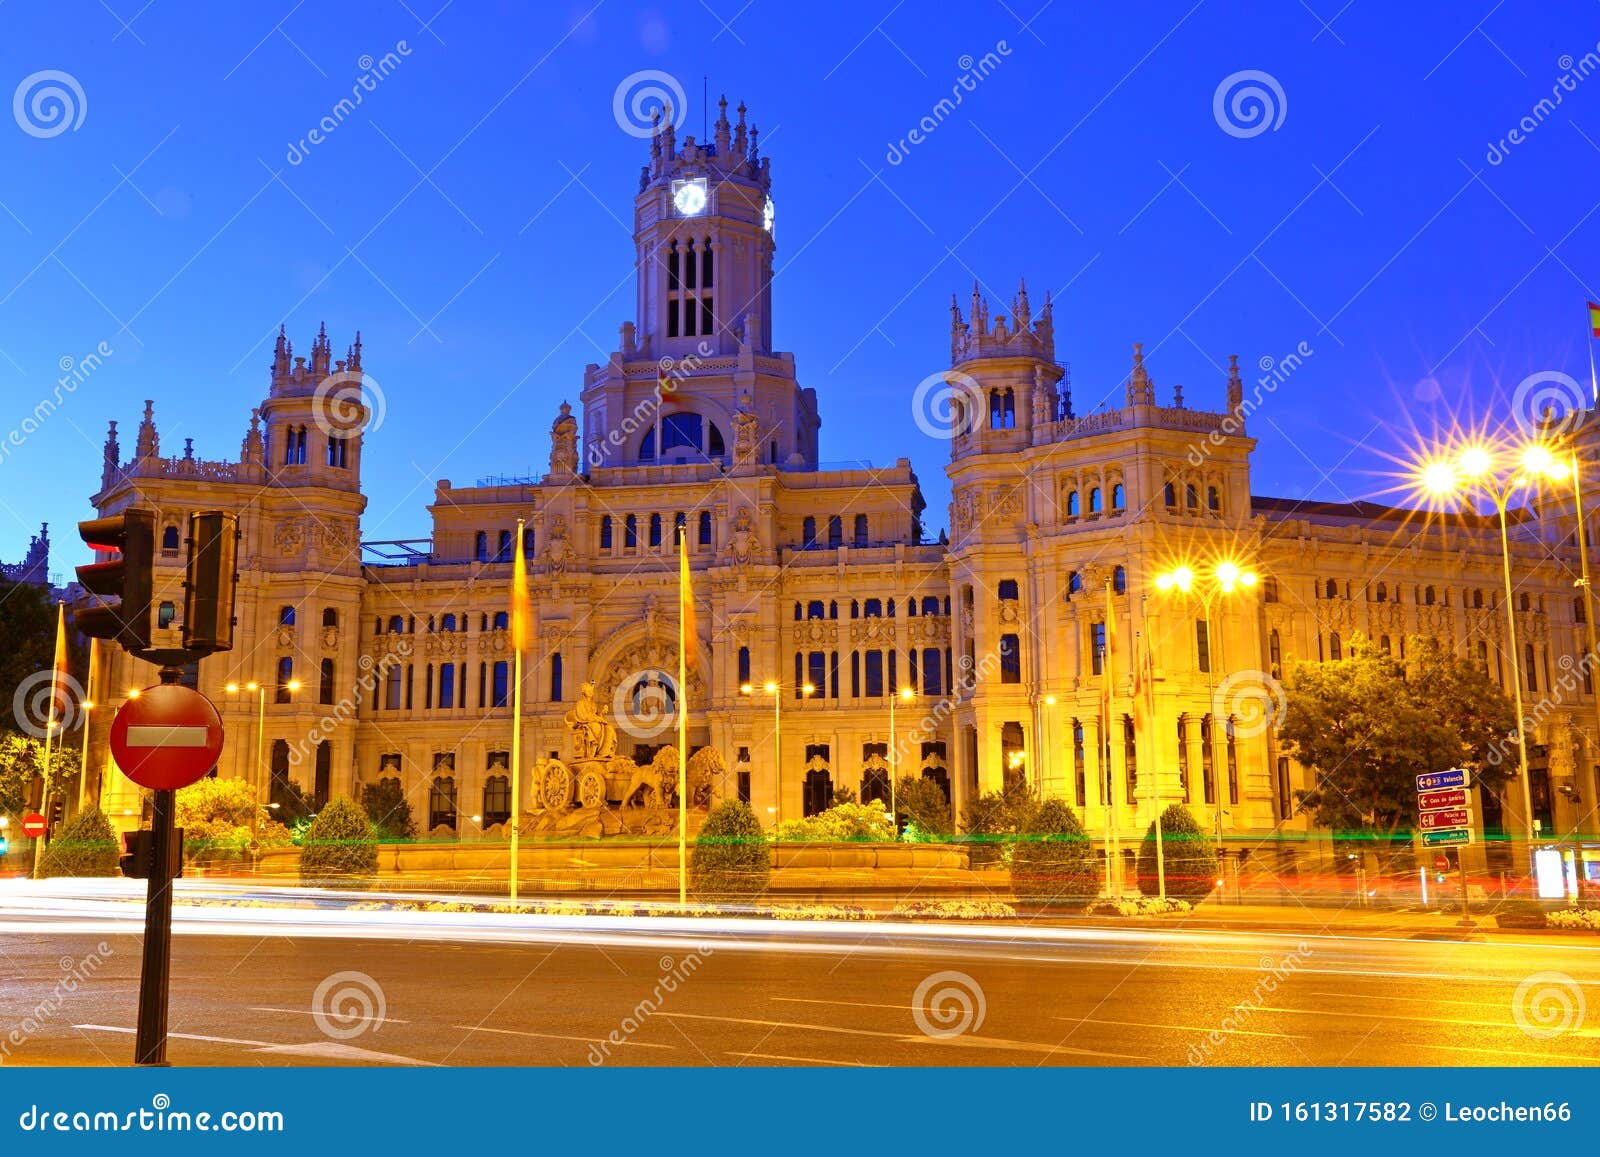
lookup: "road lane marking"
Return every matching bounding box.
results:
[1048,1013,1310,1040]
[451,1024,676,1050]
[1246,1004,1600,1036]
[655,1011,1149,1061]
[249,1005,411,1026]
[725,1051,878,1066]
[73,1023,436,1066]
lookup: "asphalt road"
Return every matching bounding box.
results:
[2,883,1597,1067]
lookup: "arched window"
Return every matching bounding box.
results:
[864,598,883,618]
[1207,486,1220,512]
[850,600,860,619]
[829,600,838,620]
[625,514,638,549]
[161,525,180,552]
[1329,633,1342,661]
[1519,593,1531,612]
[698,510,712,546]
[275,657,294,703]
[827,515,843,548]
[278,605,296,627]
[922,596,940,615]
[1268,629,1282,673]
[322,607,338,628]
[997,579,1019,602]
[497,530,512,561]
[1164,482,1177,507]
[807,601,825,620]
[1424,585,1436,606]
[474,532,487,561]
[887,599,897,617]
[1186,484,1199,510]
[600,515,613,549]
[549,653,563,701]
[483,775,511,827]
[1324,579,1338,600]
[428,777,457,831]
[802,516,817,548]
[649,513,662,547]
[854,514,869,546]
[673,512,687,546]
[1472,589,1484,609]
[1067,491,1081,518]
[319,658,335,705]
[1380,634,1393,654]
[1111,483,1126,512]
[158,600,176,629]
[1375,582,1387,603]
[441,614,457,632]
[1068,571,1083,595]
[387,615,404,634]
[493,611,508,630]
[738,646,751,685]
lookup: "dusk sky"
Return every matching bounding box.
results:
[3,0,1599,572]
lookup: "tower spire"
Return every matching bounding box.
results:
[715,93,731,155]
[1227,354,1244,414]
[1127,342,1154,406]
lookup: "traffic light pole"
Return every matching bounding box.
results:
[134,783,176,1066]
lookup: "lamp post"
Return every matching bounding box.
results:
[741,679,813,826]
[1418,442,1560,868]
[1156,560,1258,887]
[75,701,93,813]
[1039,695,1057,800]
[226,678,300,815]
[890,685,913,830]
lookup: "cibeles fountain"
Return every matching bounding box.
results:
[520,680,719,839]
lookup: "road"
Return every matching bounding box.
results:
[1,881,1596,1067]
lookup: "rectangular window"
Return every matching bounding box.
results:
[1276,757,1292,821]
[492,661,509,708]
[1073,721,1086,809]
[999,633,1021,683]
[1226,721,1239,805]
[667,299,679,338]
[922,648,942,696]
[1526,644,1539,694]
[865,651,884,698]
[701,298,713,336]
[808,651,827,696]
[550,653,563,702]
[1091,623,1106,674]
[440,663,456,710]
[1177,718,1190,802]
[1124,716,1137,797]
[1196,620,1211,674]
[1201,715,1215,805]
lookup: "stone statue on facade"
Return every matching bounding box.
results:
[550,401,579,475]
[563,680,618,760]
[732,394,759,466]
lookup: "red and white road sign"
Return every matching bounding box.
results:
[109,684,224,791]
[1434,854,1451,872]
[20,812,46,838]
[1418,787,1469,812]
[1419,807,1472,831]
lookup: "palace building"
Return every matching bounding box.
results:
[82,97,1598,881]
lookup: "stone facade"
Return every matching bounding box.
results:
[83,98,1599,876]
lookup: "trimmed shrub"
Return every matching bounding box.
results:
[690,800,770,900]
[1010,799,1100,907]
[959,779,1038,866]
[299,796,378,885]
[776,799,896,842]
[895,776,953,838]
[1137,804,1219,901]
[39,806,119,877]
[360,778,415,840]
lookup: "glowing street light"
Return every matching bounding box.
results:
[740,678,815,825]
[889,686,914,832]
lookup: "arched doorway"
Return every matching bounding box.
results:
[802,748,832,817]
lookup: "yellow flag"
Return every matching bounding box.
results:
[510,519,530,652]
[51,601,70,721]
[679,534,696,670]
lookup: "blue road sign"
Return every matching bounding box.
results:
[1416,768,1470,792]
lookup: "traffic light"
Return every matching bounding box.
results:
[118,830,183,880]
[75,509,156,653]
[48,799,63,827]
[181,511,239,654]
[25,776,42,812]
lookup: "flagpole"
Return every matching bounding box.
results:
[509,519,525,904]
[78,637,96,813]
[35,601,65,879]
[677,536,689,906]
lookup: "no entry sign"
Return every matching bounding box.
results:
[109,684,224,790]
[20,812,46,838]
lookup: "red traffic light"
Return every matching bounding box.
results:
[74,510,156,653]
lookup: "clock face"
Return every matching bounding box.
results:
[673,179,707,216]
[763,196,775,233]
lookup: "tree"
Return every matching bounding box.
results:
[959,777,1038,865]
[173,777,264,863]
[299,796,378,885]
[1277,633,1515,868]
[1137,804,1218,901]
[689,800,770,900]
[776,799,896,842]
[0,576,58,715]
[39,805,119,877]
[0,730,80,820]
[895,775,953,838]
[1011,799,1099,906]
[360,778,416,839]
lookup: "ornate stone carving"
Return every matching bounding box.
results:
[564,681,618,760]
[550,401,578,475]
[544,514,575,576]
[275,516,353,557]
[732,394,759,467]
[726,507,761,567]
[793,620,838,645]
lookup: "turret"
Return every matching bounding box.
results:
[1127,342,1155,407]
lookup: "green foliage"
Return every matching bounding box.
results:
[0,730,80,819]
[39,806,119,877]
[776,799,896,842]
[360,778,416,839]
[299,796,378,884]
[1010,799,1100,906]
[690,800,770,899]
[828,782,858,806]
[172,777,265,862]
[959,777,1039,865]
[1137,804,1218,901]
[0,577,62,715]
[895,776,952,837]
[271,779,318,825]
[1278,633,1515,857]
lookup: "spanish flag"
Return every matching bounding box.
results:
[1589,301,1600,339]
[50,601,71,723]
[510,518,530,653]
[678,533,696,670]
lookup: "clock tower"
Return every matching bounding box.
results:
[580,95,819,470]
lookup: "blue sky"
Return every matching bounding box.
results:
[3,0,1599,573]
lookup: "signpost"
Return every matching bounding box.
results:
[109,677,224,1066]
[20,812,46,839]
[1416,769,1474,924]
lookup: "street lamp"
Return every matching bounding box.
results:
[1156,559,1259,864]
[1036,694,1058,802]
[226,678,300,807]
[740,678,813,825]
[76,700,93,812]
[890,685,914,831]
[1417,439,1569,865]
